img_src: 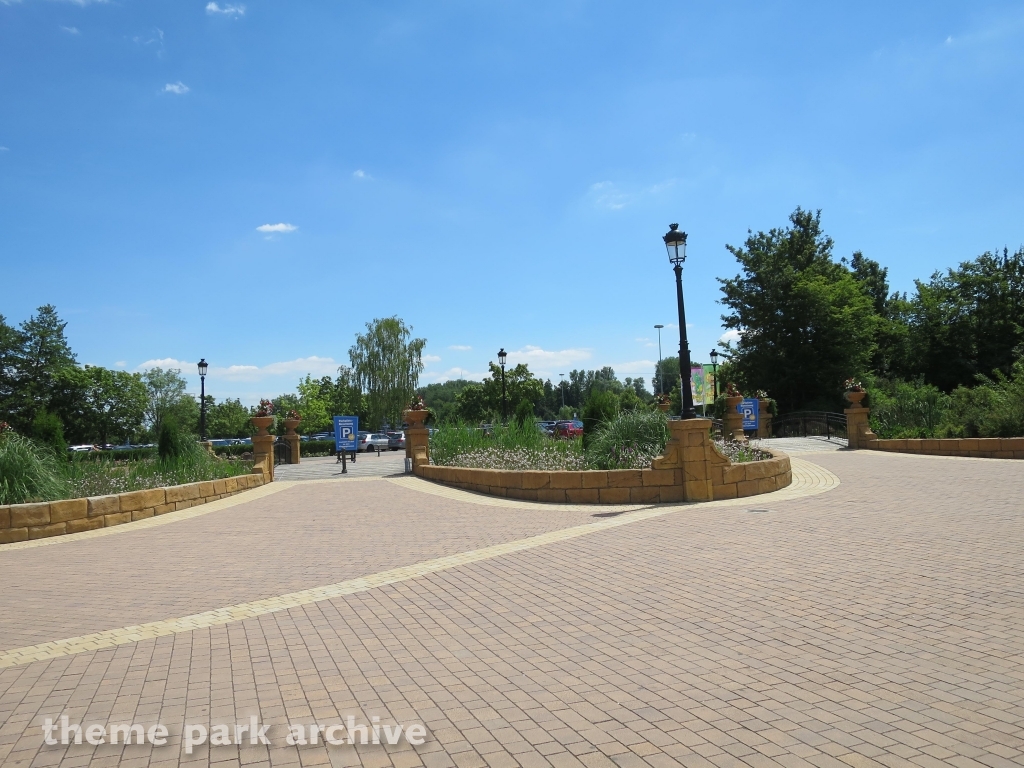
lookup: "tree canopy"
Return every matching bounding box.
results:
[349,317,426,429]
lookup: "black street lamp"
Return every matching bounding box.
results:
[197,358,208,440]
[559,373,565,409]
[663,224,698,419]
[709,349,719,400]
[654,324,664,395]
[497,348,508,424]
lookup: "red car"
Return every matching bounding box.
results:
[553,419,583,438]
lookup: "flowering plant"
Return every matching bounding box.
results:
[409,395,426,411]
[286,409,300,420]
[253,399,275,417]
[753,389,769,399]
[725,382,742,397]
[843,378,864,392]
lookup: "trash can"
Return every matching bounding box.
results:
[404,457,413,474]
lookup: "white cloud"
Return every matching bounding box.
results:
[587,181,629,211]
[61,26,80,34]
[422,354,441,364]
[256,222,297,233]
[719,328,742,345]
[206,2,245,16]
[609,359,657,376]
[448,344,472,351]
[502,346,592,378]
[164,81,189,95]
[114,361,126,368]
[137,356,339,382]
[352,169,371,180]
[0,147,8,152]
[421,367,489,384]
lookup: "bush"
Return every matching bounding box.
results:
[581,390,619,449]
[31,410,67,456]
[513,398,535,427]
[942,359,1024,437]
[868,379,950,439]
[0,431,69,504]
[158,416,190,461]
[587,410,669,470]
[429,420,585,470]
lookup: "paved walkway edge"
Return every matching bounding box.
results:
[0,458,838,670]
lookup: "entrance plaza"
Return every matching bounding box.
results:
[0,448,1022,768]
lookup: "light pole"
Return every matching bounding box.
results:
[654,324,664,395]
[663,224,697,419]
[559,373,565,409]
[497,348,508,424]
[709,349,719,401]
[197,358,208,440]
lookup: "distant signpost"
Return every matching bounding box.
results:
[739,398,759,432]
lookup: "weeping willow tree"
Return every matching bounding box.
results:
[348,317,426,429]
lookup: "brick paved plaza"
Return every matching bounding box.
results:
[1,450,1022,768]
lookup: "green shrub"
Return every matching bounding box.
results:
[0,431,69,504]
[941,359,1024,437]
[429,420,574,469]
[31,410,67,456]
[513,398,535,427]
[868,379,950,439]
[581,390,619,448]
[158,416,190,461]
[587,410,669,470]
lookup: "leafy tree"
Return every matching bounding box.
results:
[82,367,148,445]
[142,367,198,435]
[719,208,877,412]
[653,357,680,398]
[513,397,535,426]
[296,374,333,433]
[0,314,24,418]
[906,248,1024,392]
[206,398,252,439]
[480,362,543,418]
[349,317,426,429]
[454,383,488,424]
[417,379,478,424]
[8,305,77,430]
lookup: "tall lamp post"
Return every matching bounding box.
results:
[663,224,697,419]
[709,349,719,401]
[197,358,208,440]
[559,373,565,410]
[497,348,508,424]
[654,324,664,395]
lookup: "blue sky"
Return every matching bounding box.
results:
[2,1,1022,405]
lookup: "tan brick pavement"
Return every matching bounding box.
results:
[1,451,1022,768]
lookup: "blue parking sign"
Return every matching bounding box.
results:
[333,416,359,452]
[738,398,759,430]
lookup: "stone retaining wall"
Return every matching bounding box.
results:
[0,472,268,544]
[416,453,791,504]
[868,437,1024,459]
[845,405,1023,458]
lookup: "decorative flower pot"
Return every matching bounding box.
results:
[656,401,671,413]
[282,418,301,435]
[250,416,274,436]
[404,409,429,428]
[844,390,867,408]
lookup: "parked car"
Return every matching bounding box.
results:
[535,421,556,437]
[553,419,583,438]
[387,431,406,451]
[358,432,391,452]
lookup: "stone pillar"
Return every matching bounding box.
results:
[845,405,877,450]
[724,396,744,440]
[282,418,301,464]
[250,416,275,481]
[653,418,715,502]
[404,409,430,469]
[757,399,773,439]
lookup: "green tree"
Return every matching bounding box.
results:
[581,389,619,448]
[142,367,198,435]
[454,383,488,424]
[206,398,252,439]
[349,317,426,430]
[296,374,333,433]
[83,367,148,445]
[31,409,67,455]
[719,208,877,412]
[653,357,680,398]
[417,379,478,423]
[0,314,24,419]
[481,362,543,418]
[10,305,77,430]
